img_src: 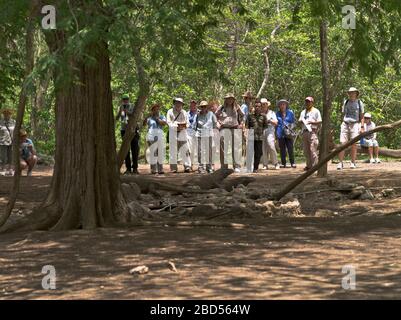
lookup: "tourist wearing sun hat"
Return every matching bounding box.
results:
[192,101,217,173]
[260,99,279,170]
[187,99,199,171]
[144,104,167,174]
[276,99,296,168]
[298,96,322,171]
[0,108,16,176]
[361,112,381,164]
[337,87,365,170]
[215,93,245,172]
[167,97,192,173]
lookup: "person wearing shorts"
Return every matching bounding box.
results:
[361,113,380,164]
[337,87,365,170]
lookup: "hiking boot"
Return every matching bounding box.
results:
[123,170,132,175]
[369,158,375,164]
[253,169,258,173]
[291,164,297,169]
[350,162,356,169]
[375,158,381,163]
[262,165,268,170]
[337,162,343,170]
[274,163,280,170]
[184,167,191,173]
[280,164,286,168]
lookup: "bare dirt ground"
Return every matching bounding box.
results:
[1,161,401,299]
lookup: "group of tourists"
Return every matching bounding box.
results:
[0,86,380,177]
[0,108,37,176]
[117,86,380,175]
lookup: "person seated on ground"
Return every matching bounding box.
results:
[19,129,37,176]
[0,108,15,176]
[245,101,268,173]
[361,113,381,164]
[193,101,217,174]
[144,104,167,174]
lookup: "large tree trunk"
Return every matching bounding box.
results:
[2,41,130,232]
[317,20,332,177]
[41,40,130,230]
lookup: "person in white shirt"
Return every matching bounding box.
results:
[193,101,217,173]
[361,113,380,164]
[186,100,198,170]
[0,108,15,176]
[167,97,192,173]
[260,99,279,170]
[298,96,322,171]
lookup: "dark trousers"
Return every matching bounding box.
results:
[278,137,295,166]
[253,140,263,171]
[121,130,140,172]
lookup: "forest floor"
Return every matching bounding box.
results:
[1,161,401,299]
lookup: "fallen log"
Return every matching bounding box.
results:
[333,144,401,158]
[274,119,401,201]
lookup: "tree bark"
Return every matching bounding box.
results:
[317,19,332,177]
[1,5,131,232]
[38,39,130,231]
[274,119,401,201]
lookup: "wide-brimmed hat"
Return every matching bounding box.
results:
[224,93,236,100]
[305,96,314,103]
[189,99,197,104]
[173,97,185,105]
[277,99,289,107]
[1,108,13,115]
[242,91,254,99]
[364,112,372,118]
[347,87,359,95]
[198,101,209,108]
[121,94,130,100]
[19,129,27,137]
[260,98,271,105]
[150,104,160,111]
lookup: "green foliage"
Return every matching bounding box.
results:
[1,0,400,157]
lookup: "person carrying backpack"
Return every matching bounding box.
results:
[337,87,365,170]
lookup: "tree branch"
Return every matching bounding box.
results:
[274,119,401,201]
